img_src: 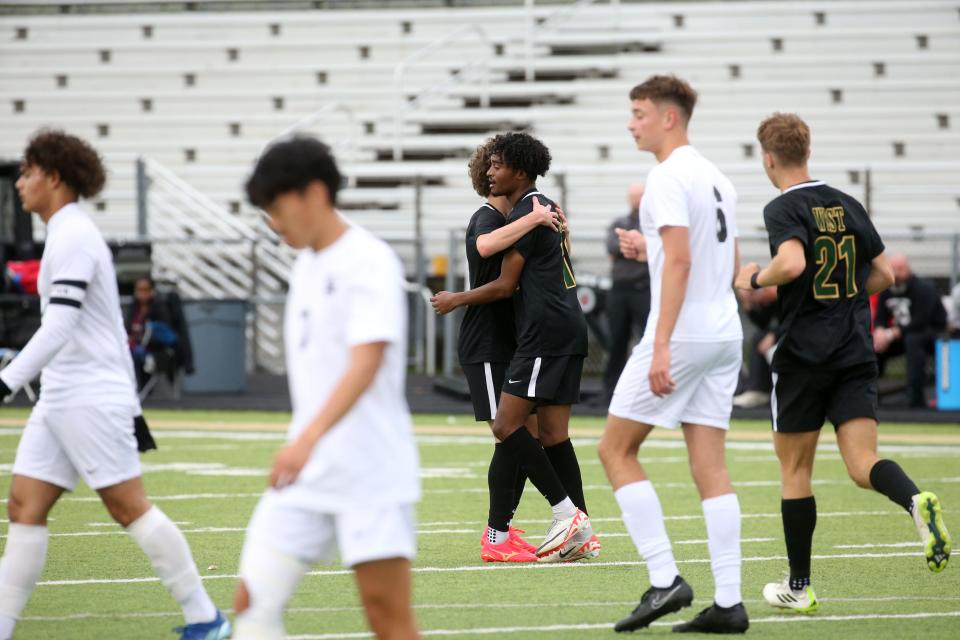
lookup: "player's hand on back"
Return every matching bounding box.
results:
[735,263,761,290]
[430,292,459,315]
[531,197,561,231]
[649,344,676,397]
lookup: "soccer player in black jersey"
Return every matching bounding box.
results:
[734,113,951,613]
[433,132,597,562]
[433,136,562,563]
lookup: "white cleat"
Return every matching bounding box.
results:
[535,509,589,559]
[762,577,818,614]
[540,520,601,563]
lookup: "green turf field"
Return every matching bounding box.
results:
[1,410,957,639]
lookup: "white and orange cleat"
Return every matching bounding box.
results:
[539,520,600,563]
[535,509,589,560]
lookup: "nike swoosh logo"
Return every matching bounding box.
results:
[507,379,521,384]
[650,584,682,609]
[559,543,581,559]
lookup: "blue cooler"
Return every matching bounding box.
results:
[935,339,960,410]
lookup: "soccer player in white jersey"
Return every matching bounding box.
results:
[0,130,230,640]
[234,136,420,640]
[598,76,749,634]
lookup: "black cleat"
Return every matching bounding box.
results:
[614,576,694,632]
[672,602,749,634]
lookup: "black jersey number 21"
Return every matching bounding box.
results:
[713,186,727,242]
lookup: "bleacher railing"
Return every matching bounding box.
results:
[136,156,436,375]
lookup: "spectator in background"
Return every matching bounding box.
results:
[603,182,651,404]
[125,276,194,390]
[733,285,779,408]
[874,254,947,408]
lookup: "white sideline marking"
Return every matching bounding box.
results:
[35,550,923,587]
[287,611,960,638]
[833,541,920,549]
[23,597,960,623]
[422,509,905,528]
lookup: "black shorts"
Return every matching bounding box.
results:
[771,362,879,433]
[502,355,583,405]
[463,362,507,422]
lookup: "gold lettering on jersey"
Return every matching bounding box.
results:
[811,206,846,233]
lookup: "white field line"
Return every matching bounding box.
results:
[35,550,924,587]
[287,611,960,638]
[22,596,960,622]
[2,505,916,539]
[833,541,921,549]
[3,426,958,454]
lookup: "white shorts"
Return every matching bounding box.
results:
[12,403,140,491]
[608,339,741,430]
[243,490,416,568]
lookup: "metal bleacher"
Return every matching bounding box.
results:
[1,0,958,283]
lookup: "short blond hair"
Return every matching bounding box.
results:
[757,113,810,167]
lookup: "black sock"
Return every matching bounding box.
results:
[782,496,816,590]
[869,459,919,512]
[500,426,568,506]
[544,439,587,514]
[512,465,527,516]
[486,444,516,532]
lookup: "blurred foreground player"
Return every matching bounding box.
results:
[736,112,951,613]
[235,136,420,640]
[0,130,229,640]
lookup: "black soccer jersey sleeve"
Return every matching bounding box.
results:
[512,205,545,261]
[763,199,810,253]
[468,207,505,255]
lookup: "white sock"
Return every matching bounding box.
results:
[126,506,216,624]
[235,538,308,639]
[551,496,577,519]
[615,480,678,588]
[487,528,509,545]
[702,493,742,608]
[0,523,49,639]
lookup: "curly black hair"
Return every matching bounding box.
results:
[23,129,106,199]
[246,135,342,208]
[490,132,551,182]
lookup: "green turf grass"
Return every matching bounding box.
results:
[0,411,957,639]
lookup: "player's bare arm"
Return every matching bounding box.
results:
[650,225,691,397]
[735,238,805,290]
[865,251,895,295]
[431,250,524,315]
[476,198,561,258]
[270,341,387,489]
[616,228,647,262]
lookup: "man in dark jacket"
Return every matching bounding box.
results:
[873,254,947,408]
[603,183,651,404]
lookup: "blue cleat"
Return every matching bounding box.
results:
[175,610,232,640]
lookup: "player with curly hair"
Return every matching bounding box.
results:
[434,132,597,563]
[0,130,230,640]
[432,136,564,563]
